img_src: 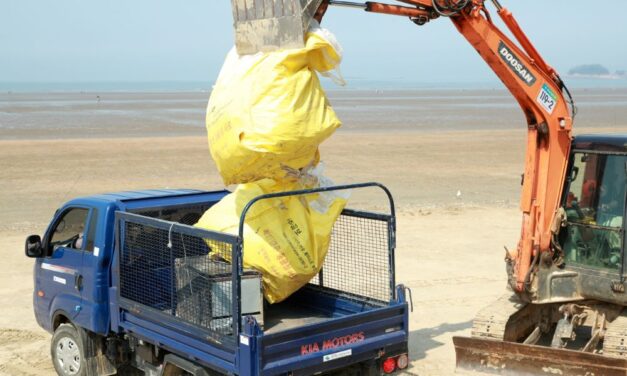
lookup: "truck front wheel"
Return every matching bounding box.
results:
[51,323,88,376]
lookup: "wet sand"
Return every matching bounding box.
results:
[1,89,626,375]
[2,88,626,139]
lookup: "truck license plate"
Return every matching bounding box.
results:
[323,349,352,362]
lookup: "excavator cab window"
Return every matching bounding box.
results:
[562,152,626,271]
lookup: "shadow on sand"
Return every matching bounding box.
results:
[409,320,472,361]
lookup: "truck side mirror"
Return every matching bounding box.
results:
[25,235,43,258]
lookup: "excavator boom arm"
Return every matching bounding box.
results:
[447,2,573,293]
[322,0,574,293]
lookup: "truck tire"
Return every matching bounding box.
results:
[51,323,93,376]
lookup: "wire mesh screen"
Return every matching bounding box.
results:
[310,210,393,303]
[117,214,241,338]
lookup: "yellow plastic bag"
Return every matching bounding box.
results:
[195,174,348,303]
[206,25,343,185]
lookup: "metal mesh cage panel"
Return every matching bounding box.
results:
[310,211,393,303]
[118,216,239,337]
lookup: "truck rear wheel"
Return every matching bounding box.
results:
[51,323,89,376]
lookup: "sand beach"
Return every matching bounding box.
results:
[1,88,626,375]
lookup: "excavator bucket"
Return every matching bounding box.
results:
[231,0,325,55]
[453,336,627,376]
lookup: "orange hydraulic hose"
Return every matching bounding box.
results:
[496,8,555,79]
[394,0,436,7]
[366,2,432,17]
[314,0,330,22]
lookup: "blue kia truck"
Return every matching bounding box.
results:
[25,183,410,376]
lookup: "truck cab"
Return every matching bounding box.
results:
[30,189,224,337]
[26,185,410,376]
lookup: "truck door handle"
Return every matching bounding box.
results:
[75,274,83,291]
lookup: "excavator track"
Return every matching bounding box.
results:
[455,296,627,375]
[470,293,530,341]
[604,312,627,358]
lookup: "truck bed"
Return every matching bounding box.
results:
[263,285,385,334]
[264,296,333,334]
[112,184,406,375]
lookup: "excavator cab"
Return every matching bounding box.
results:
[562,141,626,276]
[467,136,627,310]
[557,135,627,303]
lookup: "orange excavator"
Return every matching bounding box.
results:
[230,0,627,374]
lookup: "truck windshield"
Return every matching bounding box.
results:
[562,152,626,271]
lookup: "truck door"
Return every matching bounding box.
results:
[38,206,96,327]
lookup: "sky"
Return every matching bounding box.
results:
[1,0,626,86]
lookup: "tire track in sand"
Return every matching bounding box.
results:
[0,328,53,376]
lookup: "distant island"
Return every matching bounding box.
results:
[568,64,626,79]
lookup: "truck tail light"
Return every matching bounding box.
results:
[382,357,396,374]
[396,353,409,369]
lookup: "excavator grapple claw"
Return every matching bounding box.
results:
[231,0,325,55]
